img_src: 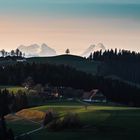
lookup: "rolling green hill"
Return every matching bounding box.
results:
[27,55,100,74]
[0,55,101,75]
[0,55,137,85]
[7,102,140,140]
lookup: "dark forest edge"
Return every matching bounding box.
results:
[87,49,140,84]
[0,62,140,107]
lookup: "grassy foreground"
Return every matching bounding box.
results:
[7,102,140,140]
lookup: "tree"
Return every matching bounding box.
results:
[10,50,15,57]
[88,53,93,61]
[0,49,6,57]
[19,51,22,57]
[0,89,14,140]
[23,76,34,89]
[15,91,28,110]
[65,49,70,55]
[15,49,20,57]
[43,110,55,126]
[34,84,43,94]
[0,89,10,118]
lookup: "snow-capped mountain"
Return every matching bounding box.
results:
[18,43,56,57]
[82,43,106,57]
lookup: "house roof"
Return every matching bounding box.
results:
[83,89,105,100]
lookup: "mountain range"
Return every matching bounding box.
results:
[17,43,106,57]
[18,43,57,57]
[81,43,106,57]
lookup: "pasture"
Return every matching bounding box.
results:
[6,102,140,140]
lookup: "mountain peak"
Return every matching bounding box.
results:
[82,43,106,57]
[18,43,56,57]
[96,43,105,49]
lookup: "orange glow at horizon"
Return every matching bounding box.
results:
[0,17,140,55]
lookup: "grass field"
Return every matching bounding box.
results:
[7,120,40,136]
[6,102,140,140]
[0,86,27,93]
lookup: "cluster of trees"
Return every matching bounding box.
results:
[0,89,28,139]
[0,49,24,58]
[0,62,140,106]
[88,49,140,84]
[0,63,98,91]
[43,111,81,131]
[0,89,13,140]
[0,118,14,140]
[88,49,140,62]
[100,78,140,106]
[0,89,28,114]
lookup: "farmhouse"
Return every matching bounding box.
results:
[39,86,60,100]
[82,89,107,103]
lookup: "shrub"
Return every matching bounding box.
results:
[43,110,58,127]
[62,113,82,129]
[47,113,82,131]
[47,119,62,131]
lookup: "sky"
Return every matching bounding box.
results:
[0,0,140,55]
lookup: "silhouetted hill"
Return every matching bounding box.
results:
[0,54,139,86]
[0,54,101,75]
[27,54,100,74]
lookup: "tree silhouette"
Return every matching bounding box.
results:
[0,89,15,140]
[15,49,20,57]
[65,49,70,55]
[10,50,15,57]
[0,49,6,57]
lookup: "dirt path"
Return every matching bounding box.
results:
[14,126,45,139]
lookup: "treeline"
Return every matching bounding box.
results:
[88,49,140,84]
[0,63,99,91]
[0,49,24,58]
[0,89,28,140]
[100,78,140,106]
[0,63,140,106]
[88,49,140,62]
[0,89,28,113]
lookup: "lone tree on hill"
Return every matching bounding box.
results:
[65,49,70,55]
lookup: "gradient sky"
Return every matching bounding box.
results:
[0,0,140,55]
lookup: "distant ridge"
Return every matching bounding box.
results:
[82,43,106,57]
[18,43,56,57]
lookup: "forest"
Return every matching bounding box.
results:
[0,62,140,106]
[88,49,140,83]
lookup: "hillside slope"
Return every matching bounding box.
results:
[0,55,101,75]
[27,55,101,74]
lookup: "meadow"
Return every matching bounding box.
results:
[0,86,27,94]
[7,102,140,140]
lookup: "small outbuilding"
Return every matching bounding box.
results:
[82,89,107,103]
